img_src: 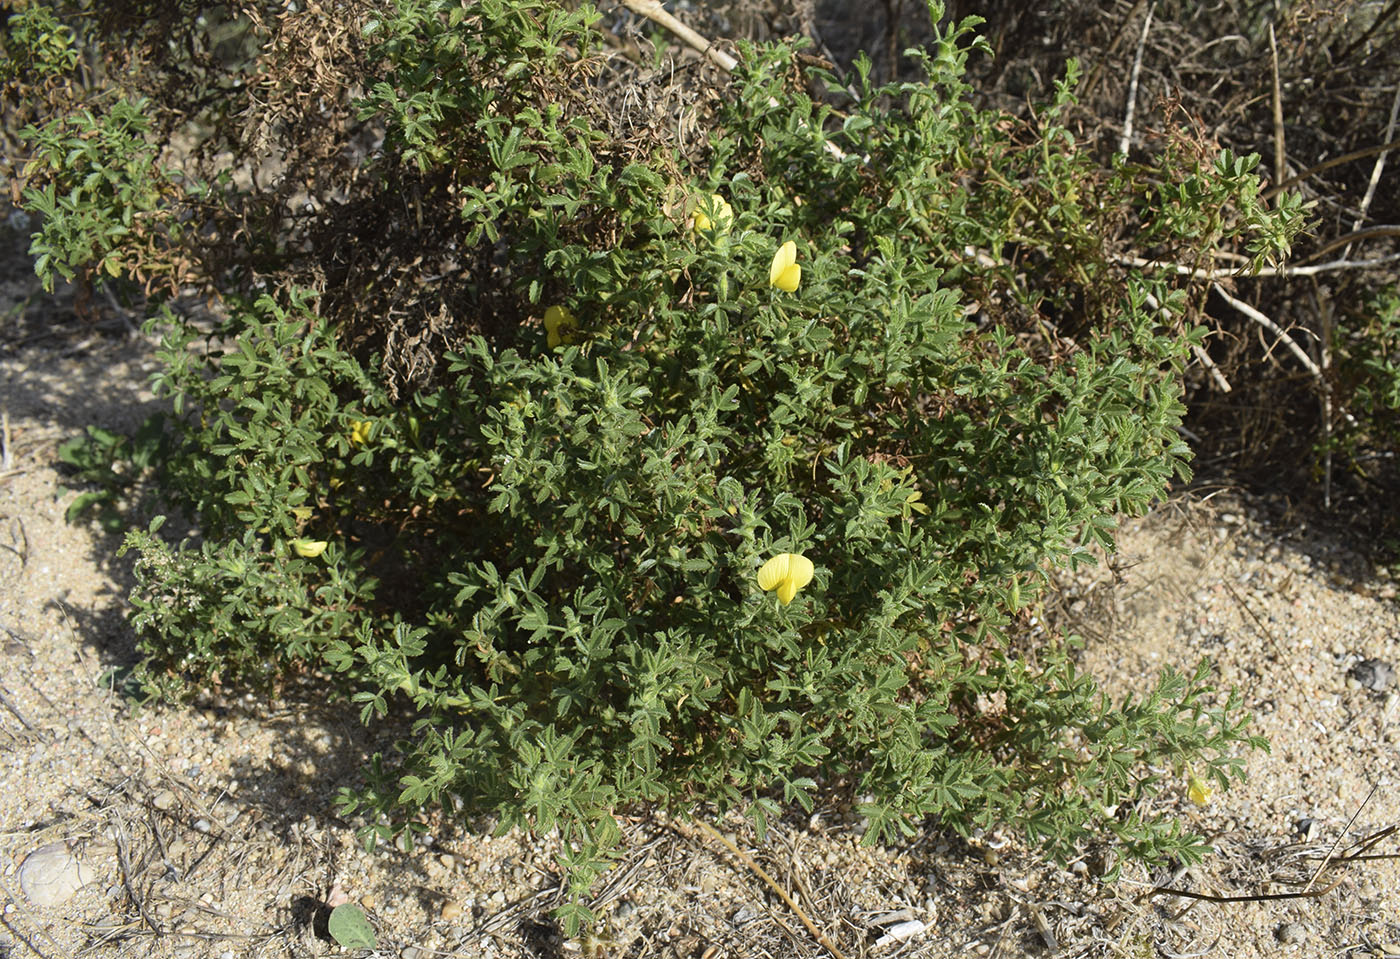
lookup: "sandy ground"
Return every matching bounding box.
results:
[2,262,1400,958]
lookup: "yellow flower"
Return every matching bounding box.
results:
[349,419,373,446]
[1187,772,1214,806]
[544,305,579,349]
[291,538,328,558]
[757,552,815,605]
[769,240,801,292]
[693,194,733,237]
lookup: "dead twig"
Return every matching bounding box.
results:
[1140,874,1344,905]
[1263,139,1400,201]
[615,0,847,162]
[0,875,71,959]
[1302,782,1378,895]
[1268,23,1284,199]
[1347,80,1400,249]
[686,818,849,959]
[0,517,30,567]
[113,816,164,935]
[1114,251,1400,279]
[1119,2,1154,155]
[1312,284,1335,508]
[0,686,41,735]
[1210,282,1322,380]
[1333,0,1400,66]
[1143,787,1395,906]
[616,0,736,72]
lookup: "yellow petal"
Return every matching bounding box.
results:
[694,194,732,236]
[291,506,313,522]
[769,241,797,288]
[758,552,814,604]
[1187,774,1214,806]
[786,553,814,590]
[544,305,577,348]
[757,554,791,592]
[292,538,328,558]
[544,305,572,334]
[774,263,801,292]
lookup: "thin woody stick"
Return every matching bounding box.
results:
[1119,2,1154,155]
[688,817,849,959]
[1263,138,1400,200]
[1268,23,1285,199]
[616,0,848,162]
[1210,282,1321,380]
[1113,250,1400,279]
[1346,81,1400,255]
[617,0,738,73]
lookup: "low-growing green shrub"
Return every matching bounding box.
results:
[13,0,1298,929]
[1326,285,1400,520]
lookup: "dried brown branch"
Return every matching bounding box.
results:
[1119,2,1155,155]
[1268,22,1285,199]
[687,818,849,959]
[1263,138,1400,200]
[1211,282,1322,380]
[615,0,847,161]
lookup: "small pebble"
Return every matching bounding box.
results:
[874,918,926,947]
[441,901,462,921]
[402,948,425,959]
[153,790,176,811]
[1350,659,1395,693]
[18,842,99,907]
[1276,922,1306,945]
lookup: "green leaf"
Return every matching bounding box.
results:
[327,903,377,950]
[63,489,112,523]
